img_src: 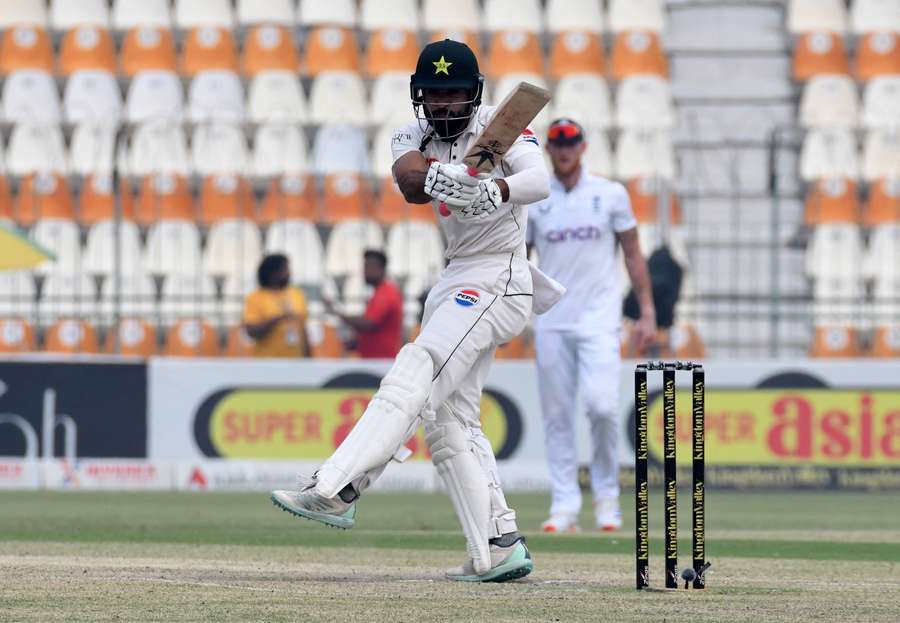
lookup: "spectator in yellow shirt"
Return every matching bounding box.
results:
[243,254,310,358]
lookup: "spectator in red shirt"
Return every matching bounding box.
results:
[324,249,403,358]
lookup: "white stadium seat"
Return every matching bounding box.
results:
[799,128,859,182]
[112,0,172,30]
[203,219,263,279]
[616,75,675,130]
[129,121,190,177]
[851,0,900,35]
[312,124,370,175]
[309,71,367,126]
[221,273,258,325]
[615,129,676,181]
[252,124,309,178]
[7,124,68,176]
[361,0,419,31]
[369,72,416,127]
[265,219,325,286]
[69,123,117,177]
[188,70,245,123]
[174,0,234,29]
[325,220,384,279]
[799,74,859,129]
[862,77,900,130]
[63,70,123,124]
[788,0,847,35]
[0,271,37,318]
[100,272,157,320]
[40,273,97,320]
[190,123,248,177]
[2,70,61,124]
[550,74,611,130]
[582,127,614,178]
[484,0,542,33]
[0,0,47,29]
[299,0,357,28]
[31,219,82,274]
[608,0,666,34]
[806,223,864,282]
[50,0,109,30]
[160,273,217,323]
[144,220,202,276]
[247,71,307,124]
[386,221,444,284]
[422,0,480,32]
[545,0,604,34]
[125,71,184,123]
[371,123,399,178]
[83,220,143,275]
[862,129,900,182]
[237,0,295,26]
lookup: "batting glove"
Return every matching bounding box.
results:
[456,178,503,218]
[423,162,479,207]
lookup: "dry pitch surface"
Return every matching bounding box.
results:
[1,491,898,622]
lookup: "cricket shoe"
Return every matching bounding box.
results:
[445,534,533,583]
[541,513,580,534]
[595,496,622,532]
[271,478,357,530]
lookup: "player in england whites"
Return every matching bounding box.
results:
[527,118,657,534]
[272,39,565,582]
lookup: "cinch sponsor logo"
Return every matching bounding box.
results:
[455,289,480,307]
[192,376,522,461]
[545,226,603,243]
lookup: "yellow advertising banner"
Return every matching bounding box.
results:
[647,389,900,466]
[193,388,516,460]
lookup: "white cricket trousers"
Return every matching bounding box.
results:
[415,252,533,537]
[535,327,621,515]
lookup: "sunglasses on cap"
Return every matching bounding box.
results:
[547,119,584,144]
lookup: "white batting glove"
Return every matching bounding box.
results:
[456,178,503,218]
[423,162,479,207]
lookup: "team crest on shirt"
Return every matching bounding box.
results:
[454,289,480,307]
[519,128,539,146]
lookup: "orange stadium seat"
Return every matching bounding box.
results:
[610,30,667,80]
[224,325,255,357]
[198,174,255,225]
[163,319,220,357]
[45,319,99,354]
[0,318,35,353]
[181,26,238,76]
[134,174,195,226]
[793,32,850,81]
[304,26,360,76]
[667,323,707,359]
[626,178,681,224]
[487,30,544,78]
[258,175,318,224]
[321,173,370,224]
[0,177,13,221]
[365,28,418,76]
[870,325,900,358]
[855,32,900,81]
[810,325,863,358]
[242,25,299,75]
[79,174,135,225]
[121,27,177,76]
[430,31,481,59]
[374,178,411,225]
[0,26,53,73]
[549,30,605,79]
[863,178,900,226]
[104,319,158,357]
[309,320,344,358]
[58,26,116,75]
[14,173,75,227]
[804,178,860,225]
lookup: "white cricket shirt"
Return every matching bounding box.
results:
[526,170,637,331]
[390,105,543,260]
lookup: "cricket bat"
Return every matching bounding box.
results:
[439,81,551,212]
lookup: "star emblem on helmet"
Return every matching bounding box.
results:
[433,55,453,75]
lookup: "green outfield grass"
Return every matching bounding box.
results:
[1,491,898,622]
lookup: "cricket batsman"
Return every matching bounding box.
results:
[272,39,564,582]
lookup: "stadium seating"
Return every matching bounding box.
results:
[0,26,54,73]
[265,218,325,286]
[484,0,542,33]
[549,31,605,79]
[83,219,143,276]
[45,319,99,354]
[804,178,860,225]
[242,25,299,75]
[787,0,847,35]
[545,0,604,34]
[608,0,666,34]
[809,325,863,358]
[0,318,35,353]
[799,75,859,129]
[113,0,171,30]
[163,319,220,357]
[251,124,308,178]
[0,0,47,30]
[863,178,900,226]
[104,319,158,357]
[175,0,234,30]
[246,71,307,124]
[611,30,668,79]
[800,128,860,182]
[851,0,900,34]
[188,71,245,123]
[862,130,900,182]
[300,0,357,28]
[361,0,419,32]
[224,324,255,357]
[861,76,900,129]
[0,272,37,319]
[258,176,318,223]
[237,0,294,27]
[422,0,479,32]
[793,32,850,80]
[121,27,178,76]
[99,274,157,321]
[855,32,900,81]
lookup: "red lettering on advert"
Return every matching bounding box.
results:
[820,410,852,459]
[768,395,813,458]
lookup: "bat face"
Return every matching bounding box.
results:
[464,82,551,173]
